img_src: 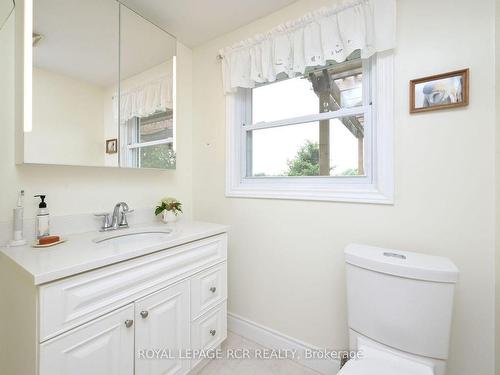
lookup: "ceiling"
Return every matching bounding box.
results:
[118,0,299,47]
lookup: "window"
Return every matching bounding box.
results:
[226,52,394,203]
[124,110,175,169]
[249,58,365,178]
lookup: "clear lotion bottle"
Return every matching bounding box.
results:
[9,190,27,246]
[34,195,50,239]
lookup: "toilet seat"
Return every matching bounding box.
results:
[338,357,433,375]
[338,342,434,375]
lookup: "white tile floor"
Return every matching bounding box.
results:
[197,332,320,375]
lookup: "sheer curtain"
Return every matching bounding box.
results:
[220,0,396,94]
[113,75,173,124]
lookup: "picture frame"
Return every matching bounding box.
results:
[410,69,469,113]
[106,139,118,154]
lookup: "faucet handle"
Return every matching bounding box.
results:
[119,209,134,228]
[94,213,112,231]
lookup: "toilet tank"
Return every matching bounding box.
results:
[345,244,459,360]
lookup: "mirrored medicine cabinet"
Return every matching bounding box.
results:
[16,0,177,170]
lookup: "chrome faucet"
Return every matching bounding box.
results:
[95,202,134,232]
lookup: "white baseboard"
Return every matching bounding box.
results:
[227,312,340,375]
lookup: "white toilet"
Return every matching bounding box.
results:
[340,244,459,375]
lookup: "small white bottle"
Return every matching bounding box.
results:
[9,190,27,246]
[34,195,50,239]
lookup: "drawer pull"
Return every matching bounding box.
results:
[125,319,134,328]
[140,311,149,319]
[210,329,216,336]
[209,286,217,293]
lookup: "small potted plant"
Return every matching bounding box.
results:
[155,198,182,223]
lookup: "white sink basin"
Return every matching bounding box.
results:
[93,229,173,244]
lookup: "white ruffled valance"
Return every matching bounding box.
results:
[113,75,173,124]
[220,0,396,94]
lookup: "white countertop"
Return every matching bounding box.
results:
[0,220,228,285]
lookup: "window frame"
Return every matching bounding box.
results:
[225,52,394,204]
[125,111,174,168]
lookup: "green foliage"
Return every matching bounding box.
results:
[286,141,320,176]
[141,145,176,169]
[339,168,359,176]
[286,141,360,177]
[155,198,183,216]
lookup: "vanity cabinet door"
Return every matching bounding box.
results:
[190,302,227,368]
[135,281,190,375]
[39,304,134,375]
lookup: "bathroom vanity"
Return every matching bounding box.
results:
[0,221,228,375]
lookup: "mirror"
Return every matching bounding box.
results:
[116,5,176,169]
[29,0,119,167]
[27,0,176,169]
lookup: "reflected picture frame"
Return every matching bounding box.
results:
[410,69,469,113]
[106,139,118,154]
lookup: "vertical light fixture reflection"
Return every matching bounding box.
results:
[172,54,177,153]
[23,0,33,133]
[117,3,121,167]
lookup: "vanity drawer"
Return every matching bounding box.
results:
[39,304,135,375]
[191,262,227,319]
[39,234,227,342]
[191,302,227,367]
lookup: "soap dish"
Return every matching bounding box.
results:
[32,239,66,248]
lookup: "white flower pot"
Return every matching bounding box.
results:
[161,210,177,223]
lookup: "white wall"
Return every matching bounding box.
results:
[26,67,105,166]
[0,14,193,224]
[191,1,496,374]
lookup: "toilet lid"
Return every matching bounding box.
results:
[338,357,434,375]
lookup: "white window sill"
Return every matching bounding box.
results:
[226,182,394,204]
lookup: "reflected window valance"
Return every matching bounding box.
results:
[219,0,396,94]
[113,75,173,124]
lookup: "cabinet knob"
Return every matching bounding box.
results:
[210,329,216,336]
[209,286,217,293]
[140,310,149,319]
[125,319,134,328]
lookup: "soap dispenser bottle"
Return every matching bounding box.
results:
[34,195,50,239]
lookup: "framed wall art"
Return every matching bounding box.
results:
[410,69,469,113]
